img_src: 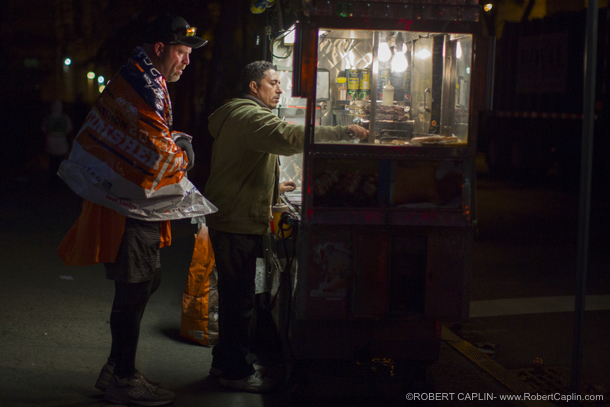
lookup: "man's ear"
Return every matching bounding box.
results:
[154,42,165,56]
[248,80,259,95]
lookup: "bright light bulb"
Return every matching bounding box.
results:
[391,44,408,72]
[456,41,462,58]
[416,48,431,59]
[98,85,105,93]
[87,71,95,80]
[378,42,392,62]
[64,58,71,66]
[97,76,105,84]
[484,3,493,12]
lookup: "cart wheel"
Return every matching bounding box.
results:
[285,360,310,406]
[396,361,435,394]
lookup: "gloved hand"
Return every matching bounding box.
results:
[175,137,195,171]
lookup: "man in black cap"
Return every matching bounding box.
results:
[142,14,208,83]
[57,14,209,407]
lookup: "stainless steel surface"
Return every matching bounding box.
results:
[316,28,473,144]
[442,36,458,137]
[317,34,373,102]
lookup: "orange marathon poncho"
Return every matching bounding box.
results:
[57,46,216,266]
[58,46,216,221]
[57,199,173,266]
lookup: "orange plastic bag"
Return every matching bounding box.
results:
[180,224,218,346]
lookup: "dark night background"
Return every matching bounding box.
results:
[0,0,303,191]
[2,0,609,192]
[2,0,609,194]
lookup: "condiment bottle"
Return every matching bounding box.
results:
[382,83,394,106]
[337,77,347,100]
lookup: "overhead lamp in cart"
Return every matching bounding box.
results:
[391,44,408,73]
[416,48,432,59]
[378,42,392,62]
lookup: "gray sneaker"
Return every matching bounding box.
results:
[219,370,275,393]
[209,366,223,377]
[95,363,161,392]
[94,362,114,392]
[104,373,175,406]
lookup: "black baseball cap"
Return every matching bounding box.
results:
[145,14,208,48]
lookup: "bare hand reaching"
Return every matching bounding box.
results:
[279,181,296,194]
[347,124,369,140]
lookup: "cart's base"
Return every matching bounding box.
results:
[277,319,439,404]
[285,319,441,361]
[285,358,435,406]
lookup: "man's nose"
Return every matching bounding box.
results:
[184,55,191,65]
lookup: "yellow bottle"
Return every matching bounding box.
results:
[337,77,347,100]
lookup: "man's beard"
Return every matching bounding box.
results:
[167,72,181,83]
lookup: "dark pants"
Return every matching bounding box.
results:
[108,270,161,378]
[209,228,262,380]
[104,217,162,378]
[49,155,64,177]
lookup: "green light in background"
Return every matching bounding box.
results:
[337,2,353,17]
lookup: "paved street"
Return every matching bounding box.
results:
[460,172,610,405]
[1,167,609,406]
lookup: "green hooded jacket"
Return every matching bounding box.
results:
[204,96,348,235]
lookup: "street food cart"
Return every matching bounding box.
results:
[269,0,490,393]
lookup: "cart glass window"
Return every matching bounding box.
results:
[314,29,473,146]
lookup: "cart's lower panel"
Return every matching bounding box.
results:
[287,319,441,361]
[294,224,471,322]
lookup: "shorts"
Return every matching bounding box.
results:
[105,217,162,283]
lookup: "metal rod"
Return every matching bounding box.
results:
[370,31,380,143]
[570,0,598,402]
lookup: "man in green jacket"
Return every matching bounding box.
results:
[204,60,367,392]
